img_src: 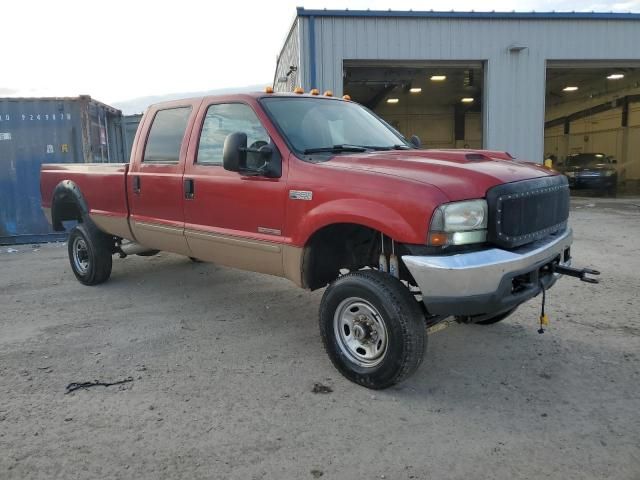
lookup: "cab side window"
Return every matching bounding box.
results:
[197,103,269,166]
[143,107,192,164]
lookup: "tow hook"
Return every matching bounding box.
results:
[551,264,600,284]
[537,263,600,334]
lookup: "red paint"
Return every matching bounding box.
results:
[181,98,289,242]
[40,163,129,221]
[41,93,561,248]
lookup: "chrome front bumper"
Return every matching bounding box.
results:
[402,229,573,316]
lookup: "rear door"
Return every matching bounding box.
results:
[182,99,288,275]
[128,100,200,255]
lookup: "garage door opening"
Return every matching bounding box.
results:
[343,61,484,149]
[545,63,640,195]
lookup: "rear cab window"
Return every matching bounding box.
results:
[143,107,192,164]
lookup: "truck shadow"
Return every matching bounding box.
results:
[97,253,620,416]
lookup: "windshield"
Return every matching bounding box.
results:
[567,153,610,167]
[260,97,409,156]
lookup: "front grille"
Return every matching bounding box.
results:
[486,175,569,249]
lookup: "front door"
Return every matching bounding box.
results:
[182,101,288,275]
[128,102,198,255]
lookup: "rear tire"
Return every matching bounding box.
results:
[68,222,113,286]
[319,270,426,389]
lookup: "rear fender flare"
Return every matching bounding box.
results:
[51,180,89,230]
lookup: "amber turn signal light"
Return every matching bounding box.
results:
[428,232,449,246]
[294,87,304,94]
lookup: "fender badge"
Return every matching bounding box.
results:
[289,190,313,201]
[257,227,281,235]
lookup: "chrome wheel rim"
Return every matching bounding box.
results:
[72,236,90,274]
[333,297,388,368]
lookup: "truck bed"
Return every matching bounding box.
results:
[40,163,132,239]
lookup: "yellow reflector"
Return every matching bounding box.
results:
[342,94,351,101]
[310,88,320,95]
[324,90,333,97]
[294,87,304,94]
[264,86,274,94]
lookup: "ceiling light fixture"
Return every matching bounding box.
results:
[430,75,447,81]
[563,86,579,92]
[607,73,624,80]
[409,87,422,93]
[461,97,474,103]
[387,98,399,104]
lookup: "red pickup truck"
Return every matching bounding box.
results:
[41,91,593,389]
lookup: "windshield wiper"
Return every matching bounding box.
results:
[303,145,367,154]
[360,144,411,151]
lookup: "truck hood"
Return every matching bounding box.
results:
[323,149,555,201]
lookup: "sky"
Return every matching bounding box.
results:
[2,0,639,106]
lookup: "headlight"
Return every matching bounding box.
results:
[428,199,488,246]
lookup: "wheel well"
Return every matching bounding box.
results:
[51,181,87,230]
[302,223,417,290]
[302,224,376,290]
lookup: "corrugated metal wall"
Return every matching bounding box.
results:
[290,11,640,162]
[0,97,126,244]
[274,19,302,92]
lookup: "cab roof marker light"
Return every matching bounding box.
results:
[294,87,304,94]
[264,86,274,93]
[342,94,351,101]
[324,90,333,97]
[310,88,320,95]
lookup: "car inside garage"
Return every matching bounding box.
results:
[343,61,483,150]
[545,63,640,195]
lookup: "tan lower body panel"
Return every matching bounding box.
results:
[282,245,304,287]
[103,218,304,285]
[90,213,135,241]
[131,220,192,256]
[185,229,286,277]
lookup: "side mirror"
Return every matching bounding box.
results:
[409,135,421,149]
[222,132,247,172]
[223,132,281,178]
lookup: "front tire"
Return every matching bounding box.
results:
[319,270,426,389]
[68,223,113,286]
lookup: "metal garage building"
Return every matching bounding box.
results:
[274,8,640,184]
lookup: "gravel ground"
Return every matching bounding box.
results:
[1,197,639,480]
